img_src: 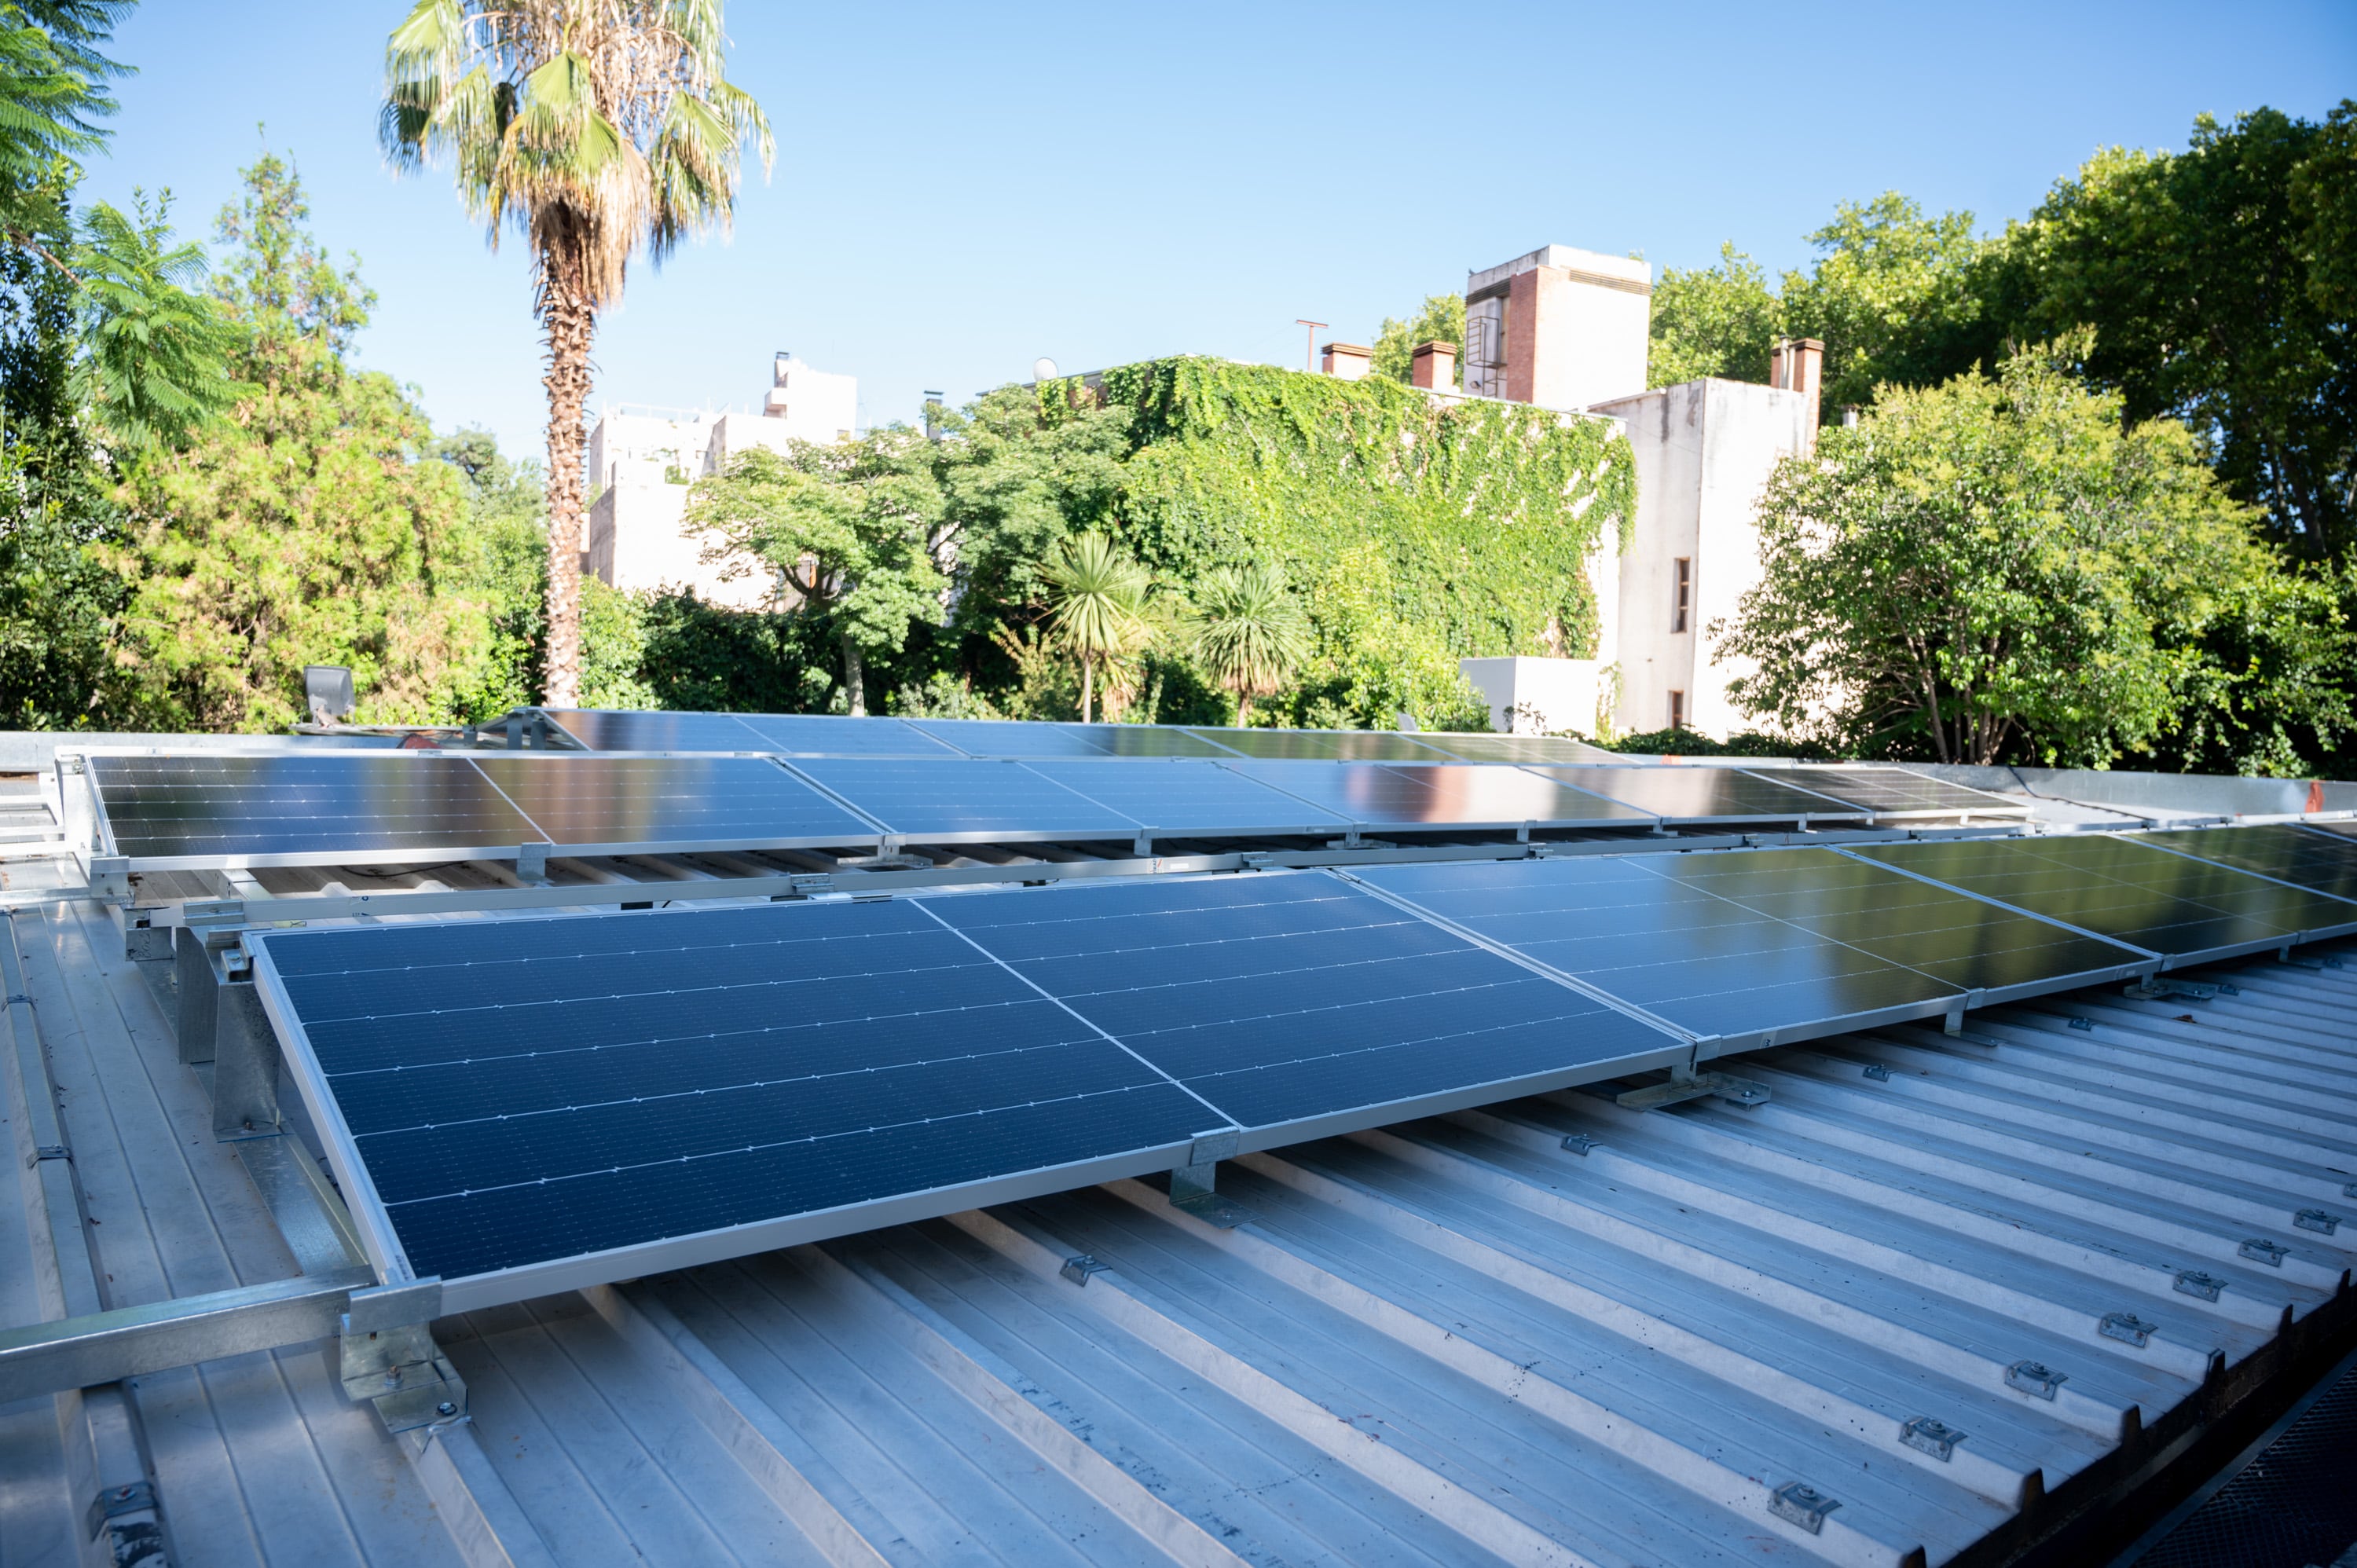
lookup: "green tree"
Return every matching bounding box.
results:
[382,0,774,706]
[1778,192,1994,415]
[1041,530,1149,724]
[2000,104,2356,557]
[1647,243,1779,387]
[684,441,947,716]
[1716,343,2344,768]
[108,153,497,730]
[1189,561,1309,725]
[1369,292,1464,384]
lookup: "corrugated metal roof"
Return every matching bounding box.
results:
[5,849,2353,1566]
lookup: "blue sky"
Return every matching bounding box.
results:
[81,2,2356,463]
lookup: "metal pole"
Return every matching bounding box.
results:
[1295,319,1327,373]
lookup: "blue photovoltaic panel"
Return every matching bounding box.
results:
[1418,733,1624,764]
[1019,759,1351,837]
[1189,727,1461,762]
[731,714,965,758]
[926,874,1677,1132]
[905,719,1127,759]
[539,709,769,752]
[1229,760,1656,829]
[1846,834,2357,958]
[2143,823,2357,903]
[471,755,880,850]
[1758,767,2025,818]
[1524,766,1868,823]
[1053,725,1242,759]
[786,757,1141,841]
[90,753,543,865]
[1355,848,2142,1041]
[257,899,1220,1286]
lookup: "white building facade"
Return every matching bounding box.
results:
[583,354,857,610]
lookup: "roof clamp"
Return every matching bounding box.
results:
[2174,1269,2227,1302]
[2238,1237,2289,1267]
[1237,852,1275,873]
[2005,1360,2066,1401]
[1898,1416,1965,1462]
[515,842,549,885]
[1560,1134,1599,1156]
[1862,1064,1892,1083]
[2099,1311,2157,1349]
[335,1278,464,1434]
[2294,1209,2344,1236]
[1170,1130,1250,1228]
[2124,976,2219,1002]
[85,1479,158,1544]
[1768,1482,1841,1534]
[773,873,833,901]
[2067,1016,2095,1031]
[2341,1181,2357,1201]
[1616,1065,1771,1112]
[1059,1254,1109,1287]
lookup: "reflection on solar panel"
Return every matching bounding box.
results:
[1058,725,1241,759]
[1764,767,2025,818]
[905,719,1130,759]
[538,709,769,752]
[90,753,541,866]
[2131,824,2357,904]
[1846,834,2357,958]
[1233,760,1658,829]
[731,713,963,757]
[255,899,1223,1292]
[1358,848,2143,1042]
[1190,727,1459,762]
[472,755,880,852]
[1417,733,1623,764]
[927,876,1675,1134]
[1018,759,1350,836]
[1527,765,1871,823]
[786,757,1139,841]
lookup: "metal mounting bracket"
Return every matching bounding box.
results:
[1616,1066,1771,1112]
[335,1278,464,1433]
[1169,1130,1249,1226]
[2125,976,2220,1002]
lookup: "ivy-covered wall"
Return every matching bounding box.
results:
[1072,358,1635,727]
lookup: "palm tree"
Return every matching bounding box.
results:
[1042,532,1149,724]
[381,1,772,705]
[1192,562,1310,726]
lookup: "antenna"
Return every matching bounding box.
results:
[1295,319,1327,373]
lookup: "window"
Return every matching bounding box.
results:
[1668,690,1685,731]
[1672,558,1692,634]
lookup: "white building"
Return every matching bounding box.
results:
[1363,243,1820,741]
[582,353,858,609]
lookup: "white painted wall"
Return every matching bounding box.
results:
[1460,657,1604,735]
[1585,378,1813,738]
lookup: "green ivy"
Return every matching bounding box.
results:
[1075,359,1633,726]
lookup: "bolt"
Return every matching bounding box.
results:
[436,1401,456,1417]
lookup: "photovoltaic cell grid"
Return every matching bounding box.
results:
[1846,833,2357,956]
[1758,767,2025,818]
[252,872,1679,1298]
[785,757,1142,841]
[1525,765,1868,824]
[1358,848,2147,1041]
[1230,760,1657,830]
[2145,823,2357,903]
[88,753,882,869]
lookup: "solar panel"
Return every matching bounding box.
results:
[1762,767,2025,819]
[1057,725,1242,759]
[1189,728,1460,762]
[906,876,1682,1138]
[252,899,1225,1296]
[1017,759,1352,837]
[731,714,965,758]
[1846,834,2357,958]
[538,710,768,752]
[904,719,1126,758]
[2125,824,2357,904]
[471,755,881,853]
[1230,760,1659,830]
[785,757,1142,842]
[1354,847,2141,1044]
[90,753,545,868]
[1525,765,1870,823]
[1417,733,1622,764]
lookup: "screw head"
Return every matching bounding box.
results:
[435,1401,456,1417]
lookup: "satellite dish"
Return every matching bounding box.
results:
[1032,357,1059,381]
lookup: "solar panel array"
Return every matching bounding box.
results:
[253,825,2355,1310]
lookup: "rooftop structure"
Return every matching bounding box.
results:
[583,353,858,609]
[4,716,2356,1565]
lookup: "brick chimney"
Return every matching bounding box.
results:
[1410,340,1457,391]
[1321,342,1373,381]
[1767,337,1824,429]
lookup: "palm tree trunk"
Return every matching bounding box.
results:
[539,258,595,709]
[1082,652,1094,724]
[1236,691,1252,727]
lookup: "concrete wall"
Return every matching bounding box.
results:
[1460,657,1604,735]
[1464,244,1651,413]
[585,459,776,609]
[1587,378,1813,738]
